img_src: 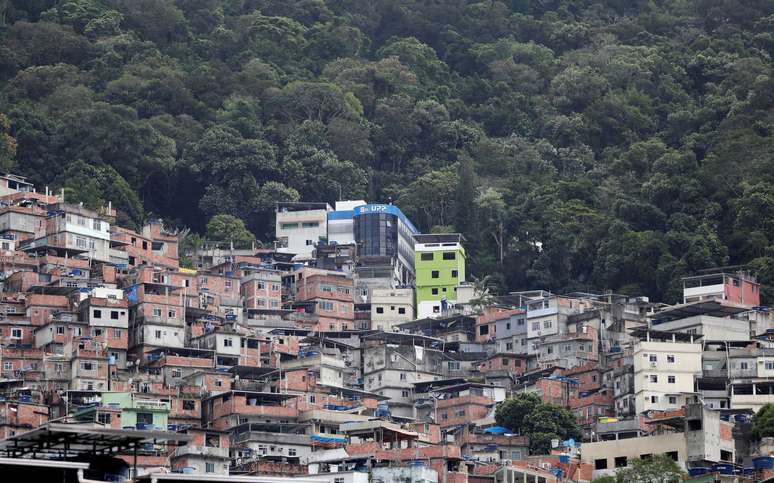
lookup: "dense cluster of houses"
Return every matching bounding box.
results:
[0,175,773,482]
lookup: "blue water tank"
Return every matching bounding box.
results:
[753,456,774,470]
[559,454,570,464]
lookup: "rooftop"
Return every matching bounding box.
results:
[0,423,190,458]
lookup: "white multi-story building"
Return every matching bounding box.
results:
[21,203,112,263]
[275,202,331,260]
[370,288,414,331]
[632,329,702,414]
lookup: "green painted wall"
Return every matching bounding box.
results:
[101,391,169,428]
[414,246,465,305]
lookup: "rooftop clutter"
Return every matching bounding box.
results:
[0,183,771,482]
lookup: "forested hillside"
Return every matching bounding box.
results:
[0,0,772,303]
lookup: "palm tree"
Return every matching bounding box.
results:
[470,275,496,312]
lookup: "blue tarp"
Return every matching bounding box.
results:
[483,426,510,434]
[310,435,347,443]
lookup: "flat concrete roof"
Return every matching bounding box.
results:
[0,423,191,458]
[137,474,329,483]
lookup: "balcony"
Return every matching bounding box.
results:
[174,445,229,459]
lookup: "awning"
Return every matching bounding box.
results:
[310,434,348,446]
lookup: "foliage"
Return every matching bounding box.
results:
[0,113,16,172]
[205,214,256,246]
[752,403,774,440]
[613,455,686,483]
[495,393,581,454]
[1,0,773,301]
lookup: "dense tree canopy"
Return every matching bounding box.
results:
[495,392,582,454]
[596,454,686,483]
[1,0,773,303]
[752,402,774,440]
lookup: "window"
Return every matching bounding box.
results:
[153,307,162,317]
[451,269,458,278]
[223,338,233,347]
[225,280,232,288]
[432,288,439,295]
[443,252,456,260]
[421,253,433,261]
[650,395,659,403]
[155,330,162,339]
[334,478,345,483]
[532,321,540,330]
[302,221,319,228]
[595,459,608,470]
[740,362,749,370]
[543,320,552,328]
[502,358,510,365]
[766,361,774,370]
[80,362,95,371]
[93,328,103,337]
[168,309,176,318]
[110,310,119,320]
[614,456,628,468]
[650,375,658,383]
[402,390,410,398]
[649,354,657,362]
[183,400,195,410]
[667,355,675,363]
[56,326,65,335]
[11,328,21,339]
[668,396,678,404]
[289,448,297,456]
[400,373,407,381]
[398,307,406,314]
[93,309,102,319]
[668,375,675,384]
[506,342,513,351]
[97,413,111,425]
[281,223,298,230]
[172,369,182,378]
[376,307,384,314]
[3,362,12,371]
[205,463,215,473]
[113,329,122,338]
[640,454,652,460]
[665,451,678,461]
[431,270,439,279]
